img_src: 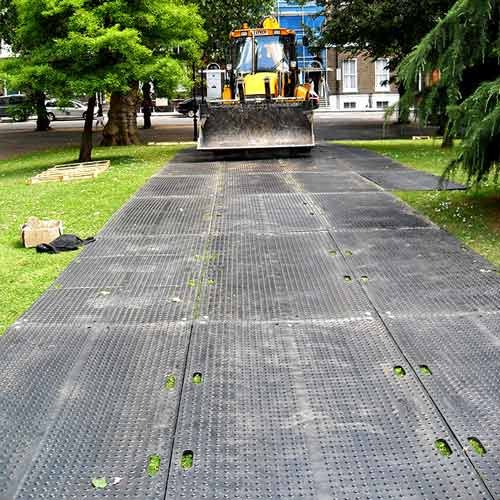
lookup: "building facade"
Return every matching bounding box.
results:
[275,0,399,110]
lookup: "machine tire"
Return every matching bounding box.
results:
[48,112,56,122]
[187,110,195,118]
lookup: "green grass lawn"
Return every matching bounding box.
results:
[337,140,500,268]
[0,145,182,335]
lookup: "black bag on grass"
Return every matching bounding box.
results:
[36,234,96,254]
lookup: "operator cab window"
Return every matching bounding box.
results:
[234,35,290,75]
[255,36,289,72]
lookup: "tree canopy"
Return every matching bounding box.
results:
[6,0,205,99]
[398,0,500,183]
[317,0,454,70]
[192,0,274,59]
[0,0,16,45]
[1,0,206,158]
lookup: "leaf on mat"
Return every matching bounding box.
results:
[91,477,108,489]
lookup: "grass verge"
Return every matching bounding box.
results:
[336,140,500,267]
[0,144,183,335]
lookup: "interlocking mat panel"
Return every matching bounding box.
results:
[0,144,497,499]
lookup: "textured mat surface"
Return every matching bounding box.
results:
[0,322,190,500]
[0,143,497,499]
[166,320,492,499]
[384,313,500,498]
[359,169,465,191]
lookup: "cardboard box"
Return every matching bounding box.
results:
[21,217,63,248]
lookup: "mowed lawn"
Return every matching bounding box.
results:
[0,145,182,335]
[337,139,500,268]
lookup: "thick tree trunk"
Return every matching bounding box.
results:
[142,82,153,130]
[35,91,50,131]
[79,95,96,162]
[101,83,141,146]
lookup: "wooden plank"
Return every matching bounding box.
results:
[28,160,110,185]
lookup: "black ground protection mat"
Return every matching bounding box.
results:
[156,161,221,176]
[383,313,500,498]
[199,232,373,321]
[0,322,190,499]
[312,192,433,231]
[331,227,493,272]
[291,172,380,192]
[322,144,465,192]
[330,229,500,316]
[212,193,330,233]
[20,283,198,324]
[224,158,282,173]
[350,260,499,316]
[136,175,218,197]
[165,320,492,500]
[100,196,215,236]
[80,234,208,259]
[337,156,405,172]
[224,172,296,195]
[1,143,498,499]
[53,254,202,290]
[359,169,465,191]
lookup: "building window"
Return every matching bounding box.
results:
[344,101,356,109]
[375,58,390,91]
[376,101,389,109]
[342,59,357,92]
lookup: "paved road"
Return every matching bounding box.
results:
[0,111,436,160]
[0,143,498,499]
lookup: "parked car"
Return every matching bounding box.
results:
[45,100,92,121]
[176,97,203,117]
[0,94,30,119]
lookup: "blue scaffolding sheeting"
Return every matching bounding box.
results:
[275,0,326,70]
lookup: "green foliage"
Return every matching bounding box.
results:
[192,0,274,59]
[147,454,161,477]
[0,0,16,45]
[398,0,500,184]
[91,477,108,489]
[316,0,454,69]
[2,0,206,99]
[446,78,500,184]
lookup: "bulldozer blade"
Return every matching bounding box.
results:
[198,101,315,151]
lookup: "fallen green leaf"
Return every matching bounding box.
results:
[91,477,107,489]
[147,454,161,477]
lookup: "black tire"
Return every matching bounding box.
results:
[48,112,56,122]
[82,111,87,119]
[187,110,195,118]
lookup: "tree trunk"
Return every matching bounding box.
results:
[35,91,50,131]
[441,133,454,149]
[79,95,96,162]
[397,83,410,124]
[436,87,453,148]
[101,83,141,146]
[142,81,153,130]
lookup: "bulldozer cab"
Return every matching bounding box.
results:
[233,34,293,75]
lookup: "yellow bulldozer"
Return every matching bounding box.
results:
[198,17,317,151]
